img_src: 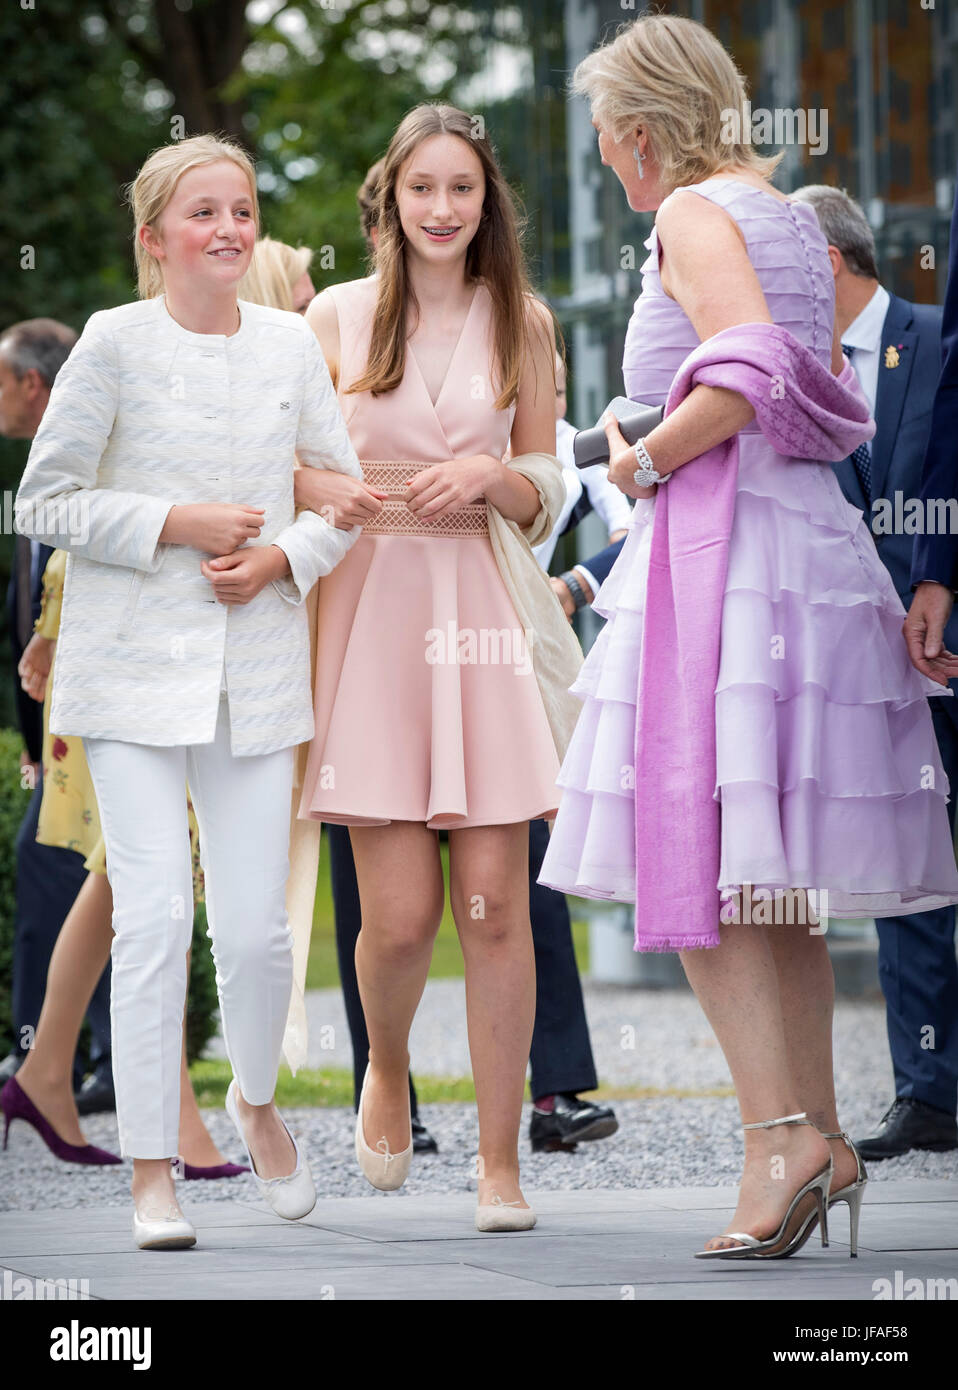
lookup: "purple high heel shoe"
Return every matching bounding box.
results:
[173,1159,250,1180]
[1,1076,122,1165]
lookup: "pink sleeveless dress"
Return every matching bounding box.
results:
[297,275,560,828]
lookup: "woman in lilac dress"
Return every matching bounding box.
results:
[540,14,958,1258]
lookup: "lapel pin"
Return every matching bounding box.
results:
[884,345,900,369]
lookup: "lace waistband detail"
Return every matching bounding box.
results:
[361,460,489,537]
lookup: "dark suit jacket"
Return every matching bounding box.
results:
[578,536,625,591]
[6,539,53,762]
[913,172,958,593]
[832,291,958,717]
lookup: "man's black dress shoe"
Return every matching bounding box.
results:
[529,1093,619,1153]
[0,1053,24,1084]
[74,1072,116,1116]
[411,1115,438,1155]
[854,1097,958,1160]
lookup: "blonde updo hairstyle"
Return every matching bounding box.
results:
[126,134,260,299]
[238,236,314,311]
[572,12,783,194]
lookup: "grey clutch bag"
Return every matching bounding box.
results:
[573,396,664,470]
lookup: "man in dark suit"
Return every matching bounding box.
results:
[552,537,623,618]
[792,185,958,1159]
[0,319,113,1108]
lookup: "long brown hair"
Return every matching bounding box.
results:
[346,104,562,411]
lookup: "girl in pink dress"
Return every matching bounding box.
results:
[295,104,579,1230]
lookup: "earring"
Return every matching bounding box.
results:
[632,144,645,180]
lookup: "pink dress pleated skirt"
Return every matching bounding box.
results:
[297,518,560,830]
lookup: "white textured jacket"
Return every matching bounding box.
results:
[14,296,362,755]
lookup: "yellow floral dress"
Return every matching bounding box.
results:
[34,549,205,902]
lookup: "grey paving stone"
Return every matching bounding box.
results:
[847,1205,958,1252]
[0,1218,333,1260]
[6,1237,454,1288]
[72,1262,559,1302]
[1,1187,953,1301]
[853,1180,958,1204]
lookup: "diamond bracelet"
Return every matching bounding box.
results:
[632,437,671,487]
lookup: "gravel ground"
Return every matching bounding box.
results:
[3,984,956,1212]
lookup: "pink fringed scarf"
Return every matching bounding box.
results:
[633,323,875,951]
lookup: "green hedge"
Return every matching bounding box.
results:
[0,727,219,1067]
[186,903,219,1066]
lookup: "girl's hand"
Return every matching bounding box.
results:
[162,503,266,554]
[405,455,499,520]
[18,633,55,703]
[604,414,657,500]
[201,545,289,605]
[294,467,387,528]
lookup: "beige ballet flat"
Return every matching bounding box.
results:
[354,1064,412,1192]
[475,1193,537,1232]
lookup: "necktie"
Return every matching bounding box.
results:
[842,344,873,502]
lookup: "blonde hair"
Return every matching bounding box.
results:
[348,104,563,411]
[238,236,314,311]
[126,134,260,299]
[572,13,783,194]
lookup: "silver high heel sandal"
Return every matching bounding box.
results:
[766,1127,869,1259]
[822,1129,868,1258]
[354,1064,412,1192]
[694,1111,832,1259]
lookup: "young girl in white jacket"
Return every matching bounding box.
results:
[14,135,363,1250]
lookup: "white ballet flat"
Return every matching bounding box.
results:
[355,1064,412,1192]
[475,1194,537,1233]
[132,1201,196,1251]
[225,1080,316,1220]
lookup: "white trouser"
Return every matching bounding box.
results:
[83,694,295,1158]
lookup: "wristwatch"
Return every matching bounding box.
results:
[632,437,670,488]
[559,570,589,610]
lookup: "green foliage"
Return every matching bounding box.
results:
[186,901,220,1067]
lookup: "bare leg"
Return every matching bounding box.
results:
[766,925,860,1192]
[678,918,831,1251]
[448,822,535,1209]
[349,821,445,1154]
[16,872,113,1146]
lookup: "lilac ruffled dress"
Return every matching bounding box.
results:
[539,176,958,921]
